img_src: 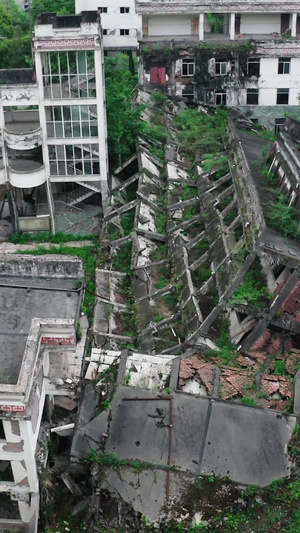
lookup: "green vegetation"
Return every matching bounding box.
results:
[8,231,97,244]
[111,242,132,273]
[230,258,271,309]
[274,360,288,376]
[31,0,74,21]
[267,194,300,239]
[240,397,256,406]
[18,244,96,321]
[174,108,227,162]
[86,450,174,472]
[105,54,143,169]
[120,211,135,236]
[0,0,31,69]
[156,212,168,234]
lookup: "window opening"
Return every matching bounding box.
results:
[247,89,259,105]
[277,88,289,105]
[278,57,290,74]
[182,59,195,77]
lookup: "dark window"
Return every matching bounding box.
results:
[182,59,195,77]
[215,61,227,76]
[120,7,130,13]
[103,29,107,35]
[277,88,289,105]
[182,85,195,101]
[98,6,107,13]
[274,118,285,133]
[120,29,129,36]
[215,92,227,106]
[247,58,260,77]
[0,420,5,440]
[278,57,290,74]
[247,89,259,105]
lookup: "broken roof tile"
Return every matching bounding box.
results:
[261,375,292,398]
[179,356,215,395]
[220,368,253,400]
[251,329,271,351]
[281,281,300,315]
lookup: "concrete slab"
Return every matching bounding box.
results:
[101,467,166,523]
[201,401,294,486]
[172,394,210,474]
[0,281,79,384]
[104,387,296,487]
[106,387,170,465]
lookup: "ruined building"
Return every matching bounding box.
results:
[0,254,85,532]
[0,11,108,234]
[135,0,300,131]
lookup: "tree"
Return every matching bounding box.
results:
[0,0,31,69]
[105,54,143,169]
[30,0,75,22]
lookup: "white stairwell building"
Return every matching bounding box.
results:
[0,11,108,233]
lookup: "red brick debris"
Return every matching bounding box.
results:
[220,368,253,400]
[261,375,292,398]
[179,356,215,395]
[281,280,300,318]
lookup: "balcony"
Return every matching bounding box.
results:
[4,110,41,150]
[10,164,46,188]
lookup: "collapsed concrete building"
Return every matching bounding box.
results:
[0,254,86,531]
[0,11,108,235]
[63,94,300,528]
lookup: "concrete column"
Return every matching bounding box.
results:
[291,12,297,38]
[138,14,143,39]
[199,13,204,41]
[35,50,56,234]
[0,103,9,184]
[230,13,236,40]
[94,48,109,210]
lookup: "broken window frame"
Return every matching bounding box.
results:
[182,85,195,100]
[48,144,100,176]
[278,57,291,74]
[246,89,259,105]
[247,57,260,77]
[120,28,130,36]
[214,91,227,106]
[42,51,96,99]
[274,118,285,134]
[182,59,195,77]
[46,105,98,139]
[276,88,289,105]
[120,7,130,13]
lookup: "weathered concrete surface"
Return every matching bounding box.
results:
[105,386,295,487]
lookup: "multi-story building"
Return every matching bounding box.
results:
[0,11,108,233]
[0,253,84,532]
[135,0,300,131]
[76,0,141,51]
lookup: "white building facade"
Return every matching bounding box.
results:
[76,0,141,50]
[135,0,300,130]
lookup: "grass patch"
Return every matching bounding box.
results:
[8,231,97,245]
[230,258,271,310]
[111,242,132,273]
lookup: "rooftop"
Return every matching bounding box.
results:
[0,255,83,385]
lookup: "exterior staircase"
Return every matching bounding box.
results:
[66,182,101,207]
